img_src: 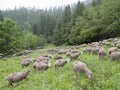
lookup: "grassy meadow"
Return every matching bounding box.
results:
[0,46,120,90]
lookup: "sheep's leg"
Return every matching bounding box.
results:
[35,69,38,73]
[91,51,93,56]
[55,66,58,71]
[99,55,101,60]
[73,69,78,76]
[8,81,13,86]
[55,67,57,71]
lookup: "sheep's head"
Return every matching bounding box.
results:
[86,69,92,79]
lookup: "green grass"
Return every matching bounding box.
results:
[0,47,120,90]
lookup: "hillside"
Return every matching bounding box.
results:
[0,38,120,90]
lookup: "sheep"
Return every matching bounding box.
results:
[113,38,119,43]
[54,55,63,60]
[7,69,30,86]
[83,48,92,54]
[116,43,120,48]
[103,41,110,46]
[41,54,52,59]
[70,53,80,61]
[33,56,50,62]
[21,58,32,67]
[66,51,71,56]
[98,48,106,60]
[57,50,64,54]
[91,47,100,55]
[110,52,120,61]
[71,50,79,53]
[73,61,92,79]
[54,59,69,70]
[34,62,50,73]
[108,47,118,55]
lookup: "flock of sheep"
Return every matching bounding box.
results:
[7,37,120,86]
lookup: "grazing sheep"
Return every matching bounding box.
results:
[108,47,118,55]
[7,69,30,86]
[116,43,120,48]
[73,61,92,79]
[110,52,120,61]
[34,62,50,73]
[54,59,69,70]
[33,56,50,62]
[70,53,80,61]
[57,50,63,54]
[47,49,56,54]
[83,48,91,54]
[54,55,63,60]
[66,52,71,56]
[113,38,119,43]
[98,48,106,60]
[21,58,32,67]
[71,50,79,53]
[41,54,52,59]
[103,42,110,46]
[91,47,100,55]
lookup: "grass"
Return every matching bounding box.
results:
[0,47,120,90]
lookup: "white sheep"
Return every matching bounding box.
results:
[73,61,92,79]
[108,47,118,55]
[98,48,106,59]
[116,43,120,48]
[7,69,30,86]
[110,52,120,61]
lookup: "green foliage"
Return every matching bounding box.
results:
[69,0,120,44]
[53,5,72,45]
[73,1,85,18]
[0,10,3,21]
[21,30,46,49]
[1,0,120,46]
[0,18,23,54]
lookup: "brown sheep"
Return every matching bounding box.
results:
[21,58,32,67]
[66,52,71,56]
[54,55,63,60]
[108,47,118,55]
[91,47,100,55]
[34,62,50,73]
[70,53,80,61]
[73,61,92,79]
[83,48,92,54]
[54,59,69,70]
[7,69,30,86]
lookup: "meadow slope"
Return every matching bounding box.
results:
[0,46,120,90]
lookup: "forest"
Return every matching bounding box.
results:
[0,0,120,55]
